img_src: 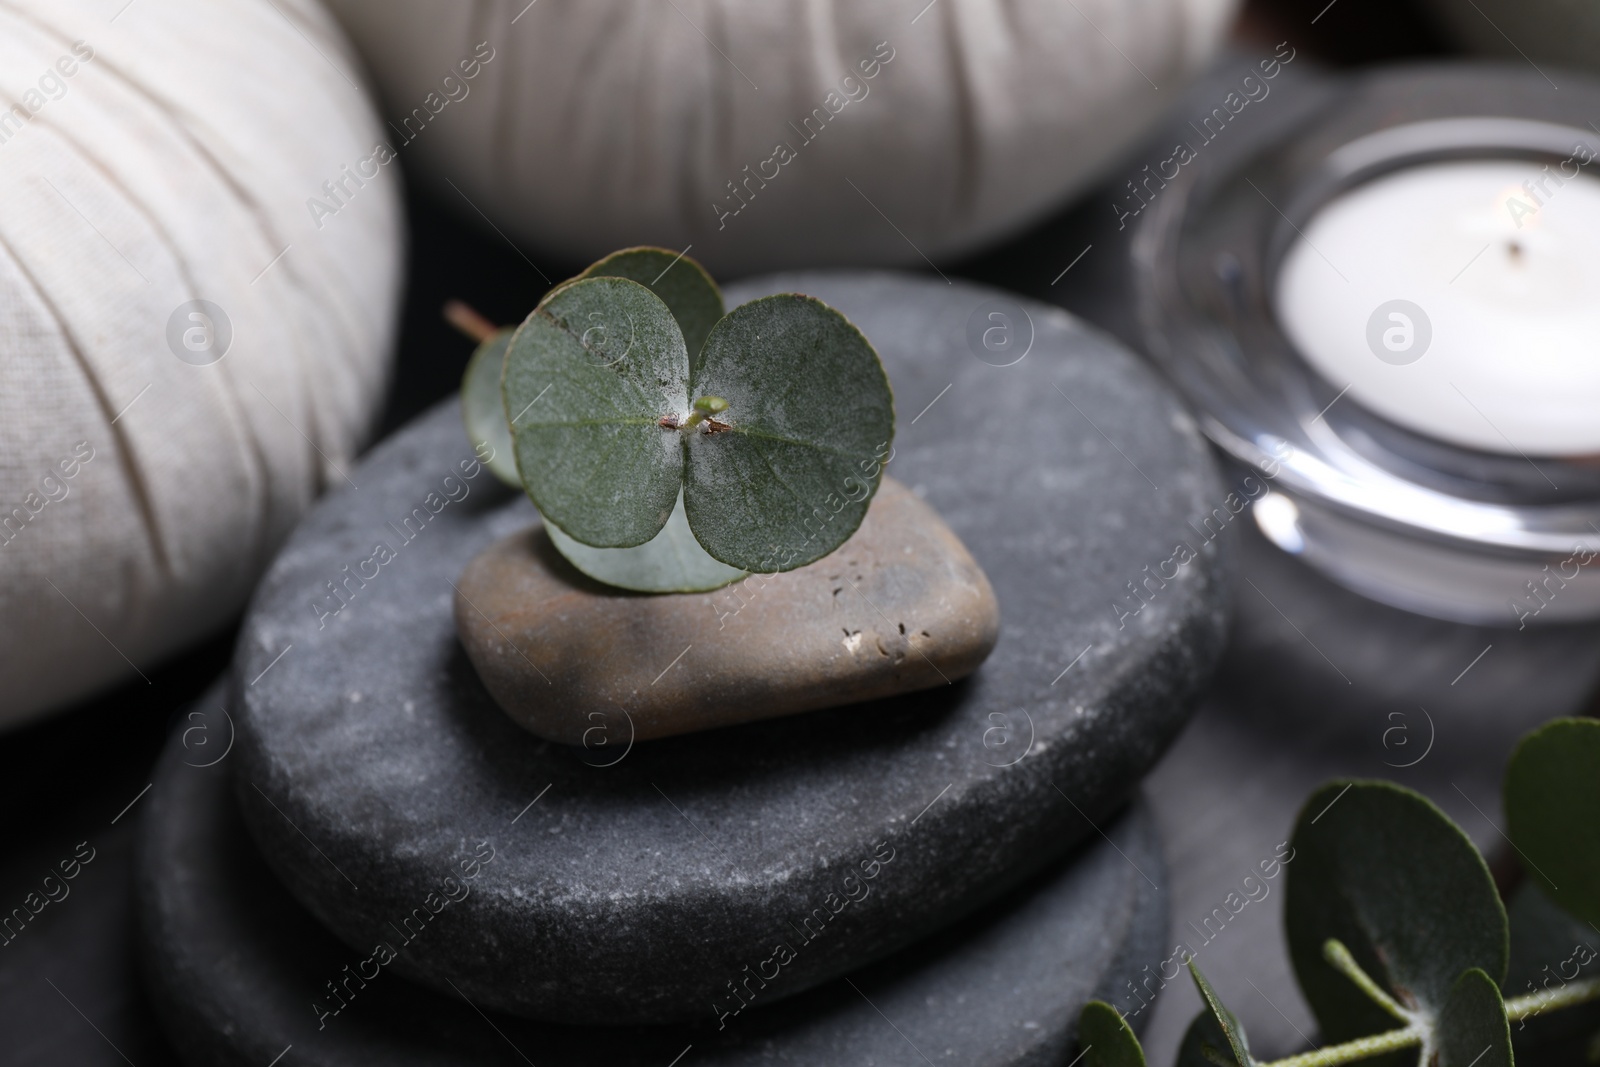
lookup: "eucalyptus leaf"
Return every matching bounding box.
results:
[1077,1000,1147,1067]
[577,246,724,364]
[1285,781,1507,1045]
[504,276,687,548]
[1505,718,1600,930]
[545,490,745,593]
[683,294,894,573]
[1437,968,1513,1067]
[1186,960,1254,1067]
[460,327,520,487]
[502,263,893,579]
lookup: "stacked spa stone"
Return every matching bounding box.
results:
[135,274,1230,1066]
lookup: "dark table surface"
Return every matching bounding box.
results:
[11,17,1596,1066]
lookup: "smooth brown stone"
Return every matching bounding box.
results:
[454,477,999,743]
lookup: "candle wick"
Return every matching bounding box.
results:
[1508,240,1524,264]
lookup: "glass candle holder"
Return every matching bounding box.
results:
[1132,64,1600,625]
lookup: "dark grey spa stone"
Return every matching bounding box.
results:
[232,271,1228,1023]
[137,718,1170,1067]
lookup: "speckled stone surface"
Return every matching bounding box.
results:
[138,719,1169,1067]
[456,477,1001,743]
[232,272,1228,1024]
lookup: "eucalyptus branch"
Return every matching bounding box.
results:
[1503,974,1600,1021]
[1082,727,1600,1067]
[1248,973,1600,1067]
[1259,1024,1422,1067]
[1249,977,1600,1067]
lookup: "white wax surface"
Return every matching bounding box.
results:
[1275,160,1600,456]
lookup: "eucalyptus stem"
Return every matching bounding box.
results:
[1245,973,1600,1067]
[1503,975,1600,1020]
[681,395,729,430]
[1259,1025,1422,1067]
[443,299,500,344]
[1322,940,1413,1024]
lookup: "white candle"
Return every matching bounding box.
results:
[1274,158,1600,456]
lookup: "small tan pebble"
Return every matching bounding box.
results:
[454,478,999,743]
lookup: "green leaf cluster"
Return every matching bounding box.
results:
[1073,718,1600,1067]
[460,247,894,593]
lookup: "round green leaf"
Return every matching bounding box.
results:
[1286,781,1508,1043]
[504,276,687,548]
[578,246,724,363]
[1505,718,1600,931]
[545,490,745,593]
[1078,1000,1147,1067]
[1438,968,1513,1067]
[460,327,520,487]
[683,294,894,573]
